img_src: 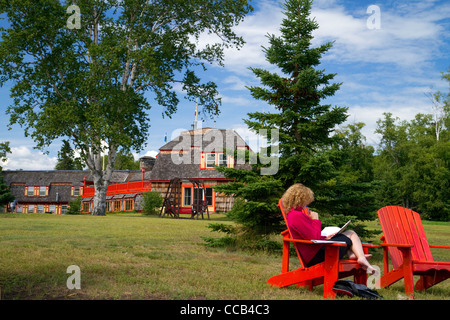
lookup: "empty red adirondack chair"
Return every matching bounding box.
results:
[377,206,450,295]
[267,199,377,299]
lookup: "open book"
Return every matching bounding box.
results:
[320,220,351,238]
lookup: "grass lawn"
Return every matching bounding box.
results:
[0,212,449,300]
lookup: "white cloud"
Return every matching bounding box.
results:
[218,1,448,74]
[2,146,57,170]
[343,92,433,147]
[220,94,253,106]
[222,75,248,91]
[219,0,284,75]
[134,150,159,160]
[311,3,448,68]
[231,123,267,153]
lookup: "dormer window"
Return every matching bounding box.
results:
[206,153,216,168]
[218,153,228,167]
[26,186,34,196]
[201,152,234,169]
[39,186,46,196]
[25,186,48,197]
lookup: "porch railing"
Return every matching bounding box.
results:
[82,181,151,197]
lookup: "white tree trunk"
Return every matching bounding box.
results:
[91,173,108,216]
[85,143,117,216]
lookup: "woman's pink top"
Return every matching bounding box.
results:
[286,206,326,266]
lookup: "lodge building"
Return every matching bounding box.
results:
[2,128,251,215]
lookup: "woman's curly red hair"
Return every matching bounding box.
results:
[281,183,315,213]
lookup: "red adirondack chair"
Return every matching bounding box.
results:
[377,206,450,295]
[267,199,377,299]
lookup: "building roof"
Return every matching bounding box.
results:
[159,128,250,152]
[2,170,91,186]
[150,128,252,181]
[1,170,88,203]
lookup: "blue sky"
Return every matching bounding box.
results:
[1,0,449,170]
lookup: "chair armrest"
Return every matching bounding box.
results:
[362,243,379,248]
[284,238,347,247]
[379,243,413,248]
[429,245,450,249]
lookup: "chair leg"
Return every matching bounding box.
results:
[399,248,414,295]
[415,271,450,291]
[282,240,290,273]
[323,246,339,299]
[415,275,433,291]
[297,280,314,291]
[354,269,368,285]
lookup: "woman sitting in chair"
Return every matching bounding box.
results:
[281,183,377,275]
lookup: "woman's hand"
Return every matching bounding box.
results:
[309,210,319,220]
[325,232,337,240]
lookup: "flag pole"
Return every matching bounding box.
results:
[194,98,198,130]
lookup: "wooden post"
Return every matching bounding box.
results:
[323,246,340,299]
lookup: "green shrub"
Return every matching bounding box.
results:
[67,196,81,215]
[142,191,163,215]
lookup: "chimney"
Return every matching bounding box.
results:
[139,156,156,171]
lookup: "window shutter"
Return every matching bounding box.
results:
[200,153,206,169]
[45,186,49,196]
[24,187,28,196]
[80,186,84,196]
[34,187,39,196]
[71,186,74,196]
[228,155,234,168]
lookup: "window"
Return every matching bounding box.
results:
[28,204,35,213]
[218,153,228,167]
[184,187,192,206]
[205,188,213,206]
[82,202,90,213]
[193,187,203,205]
[202,153,231,169]
[49,205,55,213]
[114,200,121,212]
[125,199,134,211]
[106,201,111,212]
[27,186,35,196]
[73,187,80,197]
[206,153,216,168]
[37,205,44,213]
[26,186,48,197]
[61,205,68,214]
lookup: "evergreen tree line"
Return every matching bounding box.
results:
[212,106,449,244]
[0,142,15,211]
[55,140,141,171]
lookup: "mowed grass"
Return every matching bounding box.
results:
[0,212,449,300]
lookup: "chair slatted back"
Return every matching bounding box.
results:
[377,206,433,269]
[278,199,309,269]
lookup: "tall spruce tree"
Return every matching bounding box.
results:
[245,0,347,190]
[55,140,84,170]
[321,123,378,225]
[214,0,349,239]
